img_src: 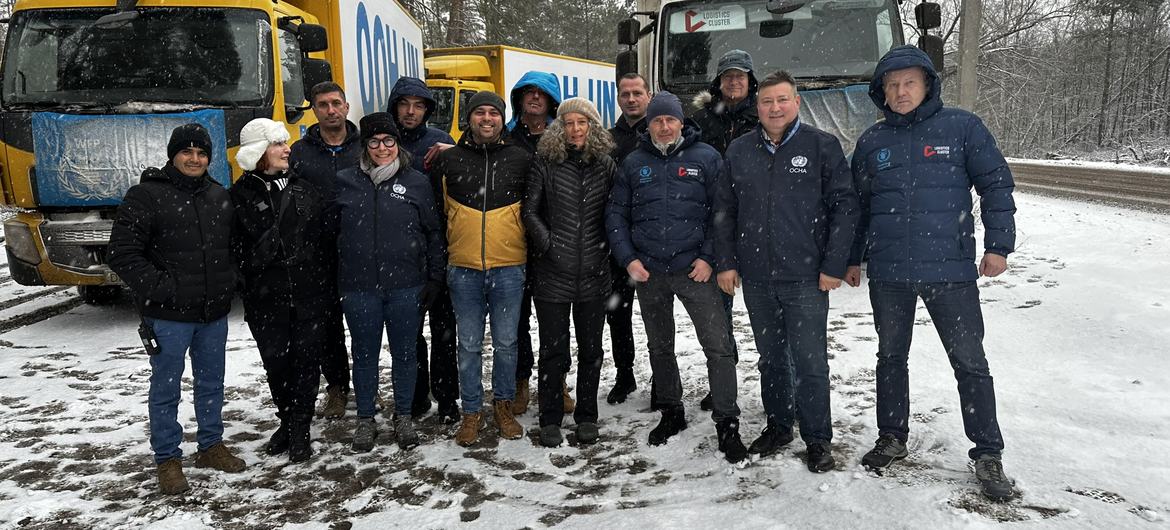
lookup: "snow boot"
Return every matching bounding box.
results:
[539,424,563,447]
[157,458,190,495]
[648,406,687,446]
[320,386,348,419]
[861,434,908,470]
[395,415,420,450]
[194,443,246,473]
[748,419,795,457]
[352,418,377,452]
[973,454,1016,501]
[606,370,637,404]
[512,379,531,415]
[715,418,748,464]
[576,422,600,445]
[495,400,523,440]
[455,411,486,447]
[287,420,313,463]
[264,421,290,456]
[806,442,835,473]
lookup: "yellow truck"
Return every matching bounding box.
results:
[424,45,617,141]
[0,0,423,303]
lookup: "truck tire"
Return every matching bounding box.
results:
[78,285,123,305]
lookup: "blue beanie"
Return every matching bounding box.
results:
[645,91,684,123]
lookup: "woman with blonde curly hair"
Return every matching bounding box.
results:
[522,97,617,447]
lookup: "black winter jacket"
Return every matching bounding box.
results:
[523,149,615,303]
[691,93,759,156]
[109,163,235,322]
[289,121,362,204]
[609,116,647,166]
[230,170,334,323]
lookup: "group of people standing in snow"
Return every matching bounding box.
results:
[109,44,1017,502]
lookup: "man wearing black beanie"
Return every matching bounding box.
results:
[109,122,245,495]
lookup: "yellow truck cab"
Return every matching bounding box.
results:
[0,0,422,303]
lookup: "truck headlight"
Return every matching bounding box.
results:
[2,220,43,265]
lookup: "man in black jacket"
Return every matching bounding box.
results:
[108,123,246,495]
[289,81,361,419]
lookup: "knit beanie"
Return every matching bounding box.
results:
[645,92,685,123]
[167,123,213,162]
[359,112,399,141]
[235,118,290,171]
[556,97,602,124]
[464,91,506,123]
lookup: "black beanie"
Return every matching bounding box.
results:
[167,123,213,162]
[464,91,506,123]
[360,112,399,141]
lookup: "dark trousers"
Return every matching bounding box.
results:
[320,297,351,393]
[742,279,832,444]
[635,271,740,421]
[607,260,637,372]
[415,286,459,407]
[535,298,607,427]
[516,282,536,382]
[869,280,1004,459]
[248,312,325,423]
[722,290,739,362]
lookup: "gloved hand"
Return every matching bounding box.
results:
[418,280,443,315]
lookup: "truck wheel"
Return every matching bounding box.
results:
[78,285,123,305]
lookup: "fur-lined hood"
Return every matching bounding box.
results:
[692,90,758,118]
[535,116,614,165]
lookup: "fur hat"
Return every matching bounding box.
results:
[359,112,399,141]
[167,123,213,162]
[556,97,602,124]
[645,92,685,123]
[235,119,289,171]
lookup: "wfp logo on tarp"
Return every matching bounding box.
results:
[354,1,421,118]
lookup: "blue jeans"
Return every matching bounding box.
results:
[742,280,832,444]
[146,316,228,464]
[869,280,1004,458]
[341,286,422,418]
[447,265,525,414]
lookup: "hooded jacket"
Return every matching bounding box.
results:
[606,121,728,274]
[289,120,362,204]
[387,77,456,173]
[434,132,531,270]
[109,163,235,323]
[691,69,760,155]
[849,45,1016,283]
[506,71,563,153]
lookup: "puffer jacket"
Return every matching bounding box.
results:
[109,163,234,322]
[388,76,456,173]
[850,45,1016,283]
[433,133,531,270]
[523,142,615,303]
[609,116,647,166]
[606,121,729,274]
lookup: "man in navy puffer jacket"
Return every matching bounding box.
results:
[845,45,1017,501]
[607,92,747,463]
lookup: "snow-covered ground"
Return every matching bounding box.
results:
[1,191,1168,529]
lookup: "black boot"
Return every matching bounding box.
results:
[748,419,795,457]
[288,420,313,463]
[265,421,289,456]
[606,370,637,405]
[715,418,748,463]
[648,406,687,446]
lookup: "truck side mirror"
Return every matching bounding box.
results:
[766,0,806,14]
[759,19,793,38]
[617,19,641,46]
[914,2,941,30]
[918,34,944,73]
[302,58,333,100]
[616,50,638,78]
[297,23,329,53]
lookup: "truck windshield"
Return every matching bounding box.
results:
[661,0,900,90]
[1,8,271,108]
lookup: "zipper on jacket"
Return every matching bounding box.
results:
[264,181,297,310]
[576,165,585,296]
[481,148,490,271]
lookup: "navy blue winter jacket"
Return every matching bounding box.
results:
[718,121,859,282]
[606,122,729,274]
[850,45,1016,283]
[387,77,456,174]
[333,163,446,292]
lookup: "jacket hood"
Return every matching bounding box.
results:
[387,77,437,129]
[637,118,702,158]
[869,45,943,126]
[507,71,562,130]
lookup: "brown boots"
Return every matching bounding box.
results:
[513,378,575,415]
[157,459,190,495]
[455,412,485,447]
[320,386,348,419]
[193,442,247,473]
[494,401,523,439]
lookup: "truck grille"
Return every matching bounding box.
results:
[41,222,114,246]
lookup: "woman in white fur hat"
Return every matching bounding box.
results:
[521,97,617,447]
[229,118,333,463]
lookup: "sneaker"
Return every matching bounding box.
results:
[512,380,531,415]
[748,420,795,457]
[157,458,190,495]
[321,386,348,419]
[288,421,313,463]
[455,411,485,447]
[806,442,835,473]
[494,400,523,439]
[699,392,714,411]
[352,418,378,452]
[264,422,289,455]
[973,454,1015,501]
[648,407,687,446]
[539,424,563,447]
[395,415,420,450]
[606,370,637,405]
[193,443,246,473]
[715,418,748,463]
[436,401,461,424]
[562,379,576,414]
[576,422,600,445]
[861,434,908,470]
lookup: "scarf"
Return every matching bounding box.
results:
[361,157,401,187]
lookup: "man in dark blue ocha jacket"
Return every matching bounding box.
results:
[716,70,859,473]
[606,92,746,463]
[845,45,1016,501]
[387,76,460,423]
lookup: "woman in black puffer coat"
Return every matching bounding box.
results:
[522,97,617,447]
